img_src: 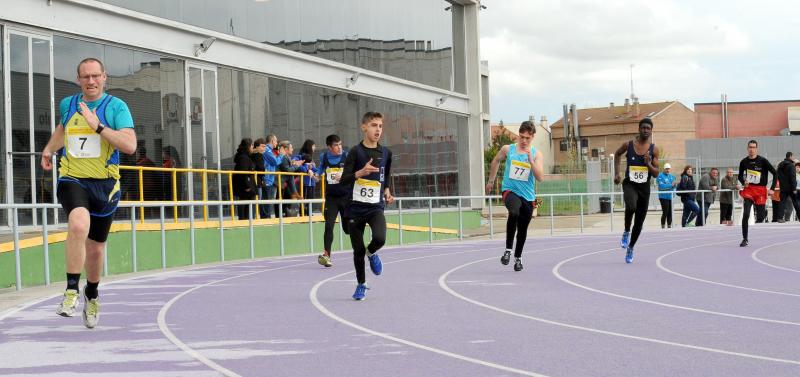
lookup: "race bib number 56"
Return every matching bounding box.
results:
[629,166,648,183]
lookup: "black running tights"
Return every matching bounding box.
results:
[349,211,386,284]
[741,199,766,240]
[323,196,350,252]
[504,191,534,258]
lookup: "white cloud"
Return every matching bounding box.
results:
[477,0,785,124]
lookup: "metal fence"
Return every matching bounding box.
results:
[1,187,763,292]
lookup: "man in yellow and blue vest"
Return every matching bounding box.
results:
[41,58,137,329]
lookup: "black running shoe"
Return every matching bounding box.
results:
[740,239,748,247]
[514,258,523,271]
[501,250,511,265]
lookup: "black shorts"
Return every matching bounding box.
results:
[57,177,121,242]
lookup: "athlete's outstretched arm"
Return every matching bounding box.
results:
[486,145,509,193]
[612,142,628,184]
[41,124,65,171]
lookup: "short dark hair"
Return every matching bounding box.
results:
[361,111,383,125]
[519,121,535,135]
[77,58,105,75]
[786,152,793,159]
[253,138,266,147]
[748,139,758,147]
[639,117,653,128]
[326,134,341,146]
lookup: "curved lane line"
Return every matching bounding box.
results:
[439,250,800,366]
[554,237,800,326]
[157,261,312,377]
[656,238,800,298]
[751,239,800,273]
[310,243,608,377]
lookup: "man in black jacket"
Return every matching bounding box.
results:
[777,152,800,223]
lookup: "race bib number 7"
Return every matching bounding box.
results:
[67,134,101,158]
[353,178,381,204]
[746,169,761,184]
[629,166,648,183]
[509,160,531,181]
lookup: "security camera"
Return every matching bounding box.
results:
[194,36,217,56]
[346,72,360,87]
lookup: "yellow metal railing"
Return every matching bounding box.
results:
[119,165,321,224]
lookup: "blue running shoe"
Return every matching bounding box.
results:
[352,284,368,300]
[625,247,634,264]
[367,253,382,275]
[620,231,630,249]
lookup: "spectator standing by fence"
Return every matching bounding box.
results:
[656,163,676,229]
[233,138,257,220]
[697,167,719,226]
[719,168,738,225]
[677,165,700,227]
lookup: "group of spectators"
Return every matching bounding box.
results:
[656,152,800,228]
[232,135,324,220]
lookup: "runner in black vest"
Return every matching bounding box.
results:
[339,112,394,300]
[613,117,660,264]
[316,134,350,267]
[737,140,777,247]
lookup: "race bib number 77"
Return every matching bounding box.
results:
[509,160,531,181]
[745,169,761,184]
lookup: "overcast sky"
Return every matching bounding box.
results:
[479,0,800,126]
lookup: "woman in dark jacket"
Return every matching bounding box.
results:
[233,138,257,220]
[678,165,700,227]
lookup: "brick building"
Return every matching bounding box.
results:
[550,99,695,165]
[694,100,800,138]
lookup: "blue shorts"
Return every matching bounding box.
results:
[57,177,120,242]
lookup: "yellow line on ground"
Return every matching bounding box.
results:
[0,217,457,253]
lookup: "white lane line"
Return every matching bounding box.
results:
[657,238,800,298]
[751,239,800,273]
[310,247,562,377]
[439,251,800,366]
[555,237,800,326]
[157,261,312,377]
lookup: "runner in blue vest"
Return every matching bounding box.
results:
[613,117,661,263]
[339,112,394,300]
[316,134,350,267]
[41,58,137,328]
[485,121,545,272]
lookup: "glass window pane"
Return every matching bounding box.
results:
[93,0,454,89]
[10,34,32,224]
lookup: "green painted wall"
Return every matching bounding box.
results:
[1,211,481,289]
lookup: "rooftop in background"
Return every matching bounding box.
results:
[694,99,800,139]
[550,100,676,129]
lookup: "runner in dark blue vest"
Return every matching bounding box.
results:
[339,112,394,300]
[613,117,660,264]
[316,134,350,267]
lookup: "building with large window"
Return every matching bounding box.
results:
[1,0,487,226]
